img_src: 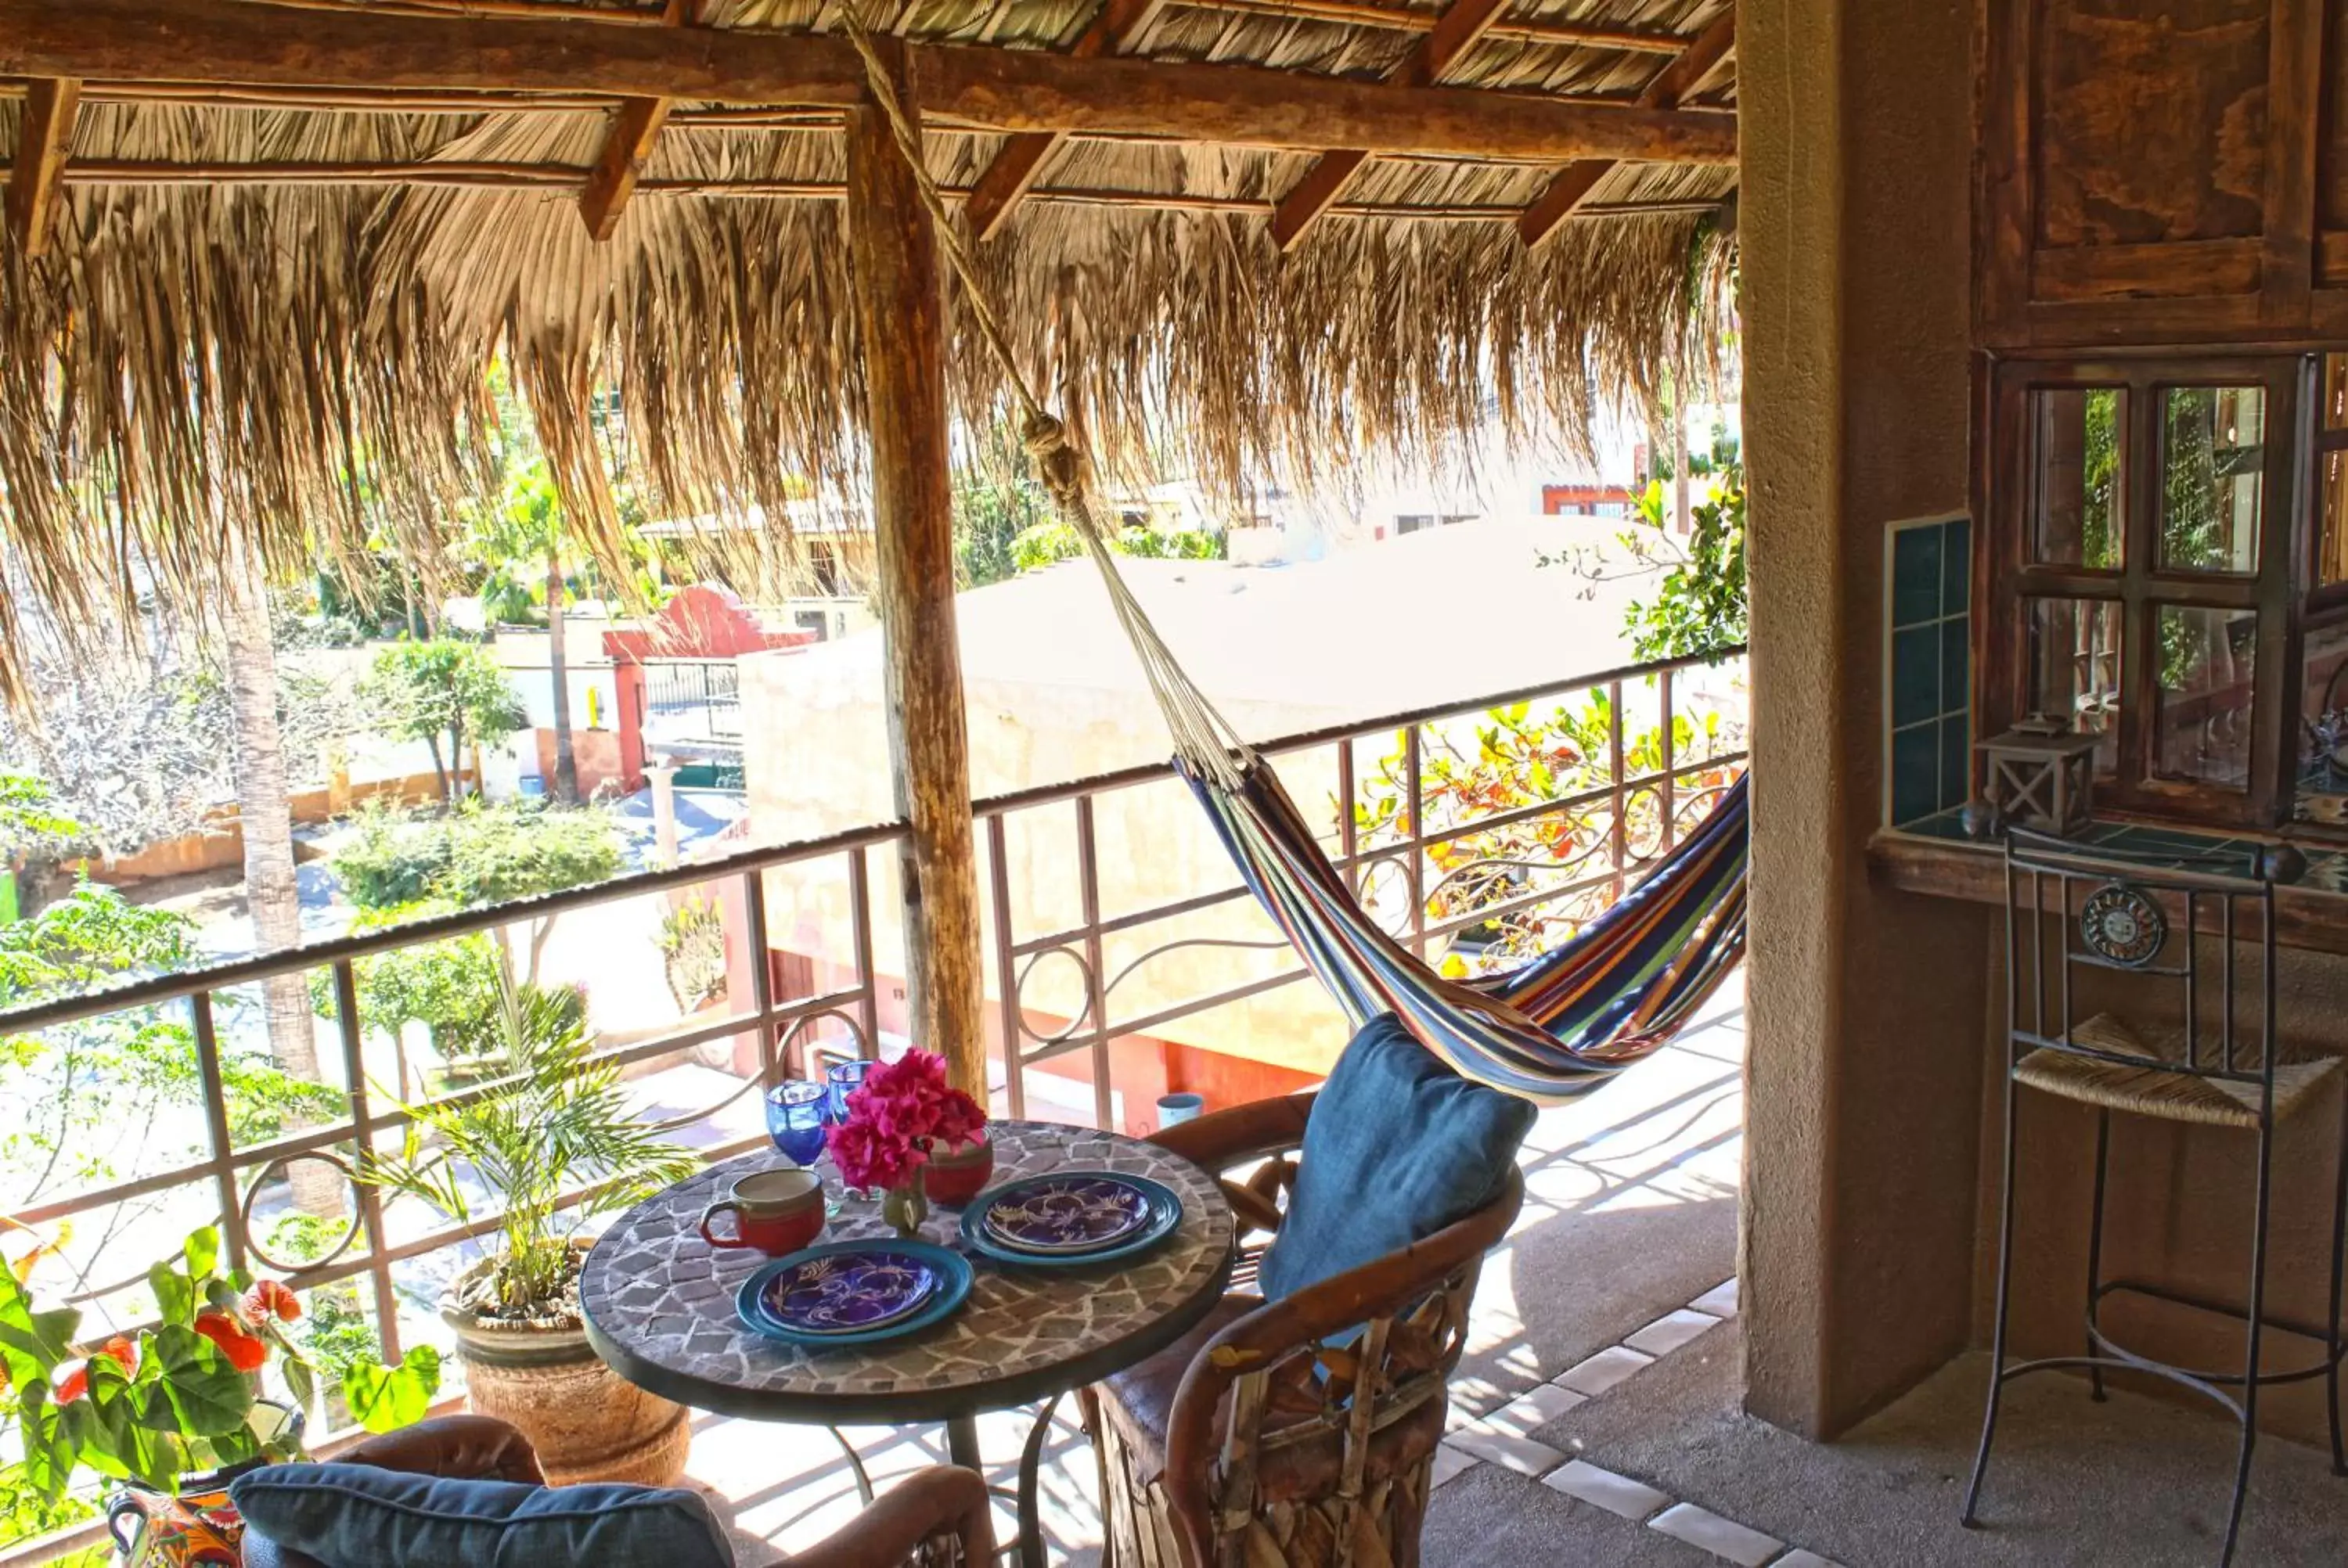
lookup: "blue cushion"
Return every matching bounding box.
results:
[1258,1012,1534,1301]
[229,1464,733,1568]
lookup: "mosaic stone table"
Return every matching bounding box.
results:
[582,1120,1237,1565]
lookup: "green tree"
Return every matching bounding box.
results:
[0,883,343,1250]
[1620,462,1748,661]
[326,798,623,997]
[464,460,590,804]
[358,641,527,805]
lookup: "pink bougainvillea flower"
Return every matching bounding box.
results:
[931,1089,988,1150]
[826,1117,922,1193]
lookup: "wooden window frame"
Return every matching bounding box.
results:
[1986,352,2307,829]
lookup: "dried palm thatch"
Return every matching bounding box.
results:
[0,0,1738,698]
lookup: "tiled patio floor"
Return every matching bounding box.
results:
[684,974,2348,1565]
[682,981,1750,1565]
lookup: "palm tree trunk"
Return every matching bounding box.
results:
[224,561,344,1219]
[546,548,579,805]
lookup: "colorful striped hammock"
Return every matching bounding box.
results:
[1188,759,1749,1104]
[832,19,1750,1102]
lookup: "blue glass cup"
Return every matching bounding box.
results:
[824,1059,874,1124]
[765,1081,830,1167]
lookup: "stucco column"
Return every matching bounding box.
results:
[646,761,681,869]
[1739,0,1996,1437]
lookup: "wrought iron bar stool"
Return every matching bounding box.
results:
[1964,829,2348,1565]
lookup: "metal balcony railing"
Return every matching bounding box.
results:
[0,646,1746,1550]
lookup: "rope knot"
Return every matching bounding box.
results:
[1020,412,1088,508]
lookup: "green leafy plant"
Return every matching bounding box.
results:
[330,800,621,915]
[308,904,506,1063]
[0,775,77,859]
[0,883,343,1220]
[358,985,697,1318]
[0,1224,441,1541]
[1351,689,1741,974]
[657,898,728,1012]
[358,641,528,804]
[1008,520,1224,574]
[1622,463,1748,661]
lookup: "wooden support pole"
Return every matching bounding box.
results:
[844,47,988,1098]
[1515,9,1734,246]
[1269,0,1511,251]
[0,0,1739,167]
[962,0,1170,243]
[578,0,699,240]
[5,76,81,257]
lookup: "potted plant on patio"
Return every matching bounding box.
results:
[358,983,699,1485]
[0,1222,438,1563]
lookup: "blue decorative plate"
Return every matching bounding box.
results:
[960,1174,1183,1268]
[736,1241,971,1349]
[762,1250,939,1334]
[981,1174,1154,1253]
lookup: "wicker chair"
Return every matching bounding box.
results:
[239,1415,993,1568]
[1079,1091,1524,1568]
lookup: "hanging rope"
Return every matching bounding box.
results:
[837,1,1250,789]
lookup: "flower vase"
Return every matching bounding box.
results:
[880,1179,930,1239]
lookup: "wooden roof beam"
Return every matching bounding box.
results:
[1515,8,1733,246]
[578,0,701,240]
[962,0,1170,243]
[1268,0,1511,252]
[0,0,1738,165]
[5,75,81,257]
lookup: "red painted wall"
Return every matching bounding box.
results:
[603,584,814,662]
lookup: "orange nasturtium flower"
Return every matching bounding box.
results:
[193,1310,269,1372]
[54,1336,137,1404]
[243,1279,302,1325]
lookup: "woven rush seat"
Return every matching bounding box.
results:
[2018,1012,2342,1130]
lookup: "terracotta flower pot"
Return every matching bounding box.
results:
[441,1244,688,1487]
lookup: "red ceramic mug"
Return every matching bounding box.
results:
[700,1168,826,1256]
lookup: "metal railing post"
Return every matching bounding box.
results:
[331,958,402,1361]
[1658,669,1677,855]
[1608,678,1628,900]
[1403,725,1428,957]
[744,868,777,1082]
[985,813,1027,1120]
[1075,795,1114,1131]
[189,990,249,1274]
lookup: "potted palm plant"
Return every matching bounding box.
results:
[360,984,698,1485]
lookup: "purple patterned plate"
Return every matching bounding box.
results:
[758,1248,939,1335]
[980,1175,1154,1254]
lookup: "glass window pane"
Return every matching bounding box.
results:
[2029,388,2123,570]
[2321,447,2348,587]
[2299,620,2348,822]
[2153,605,2258,789]
[2023,597,2122,775]
[2159,386,2264,574]
[2327,353,2348,430]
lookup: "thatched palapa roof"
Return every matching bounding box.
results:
[0,0,1738,682]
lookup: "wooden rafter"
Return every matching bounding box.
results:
[5,76,81,257]
[1515,9,1734,246]
[578,0,702,239]
[1267,0,1511,252]
[1176,0,1691,53]
[50,155,1727,225]
[962,0,1170,243]
[0,0,1738,167]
